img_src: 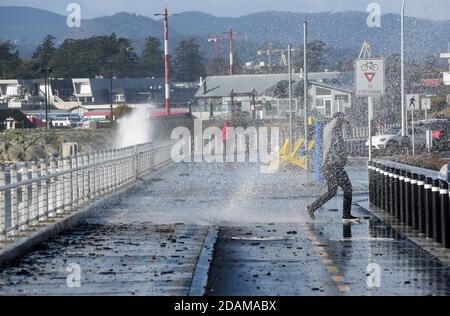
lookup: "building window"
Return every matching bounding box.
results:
[316,87,331,96]
[325,99,332,116]
[115,94,125,102]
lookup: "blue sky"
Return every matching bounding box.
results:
[1,0,450,20]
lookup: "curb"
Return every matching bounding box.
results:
[188,226,219,296]
[0,162,174,267]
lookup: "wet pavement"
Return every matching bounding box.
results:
[0,222,209,295]
[1,160,450,295]
[206,205,450,296]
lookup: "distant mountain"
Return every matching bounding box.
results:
[171,10,450,58]
[1,6,450,62]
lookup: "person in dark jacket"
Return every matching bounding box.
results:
[306,112,360,223]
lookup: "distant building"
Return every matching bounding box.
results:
[0,109,36,130]
[194,72,354,120]
[0,78,198,114]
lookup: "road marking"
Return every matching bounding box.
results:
[327,266,339,273]
[338,285,351,292]
[303,224,352,295]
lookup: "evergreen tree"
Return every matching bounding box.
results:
[140,37,164,77]
[0,41,22,79]
[173,39,205,82]
[32,35,57,68]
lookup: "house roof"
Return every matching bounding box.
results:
[195,72,352,98]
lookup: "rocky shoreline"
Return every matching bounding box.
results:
[0,129,115,164]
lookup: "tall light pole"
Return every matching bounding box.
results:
[110,61,114,125]
[229,29,234,76]
[303,22,309,153]
[288,43,293,152]
[155,7,178,116]
[40,67,52,129]
[401,0,406,136]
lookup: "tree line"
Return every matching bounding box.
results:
[0,34,206,82]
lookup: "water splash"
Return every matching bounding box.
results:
[114,104,155,148]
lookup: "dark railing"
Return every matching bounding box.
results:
[369,160,450,248]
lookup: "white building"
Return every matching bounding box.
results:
[194,72,354,120]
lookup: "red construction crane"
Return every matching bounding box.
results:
[207,30,247,75]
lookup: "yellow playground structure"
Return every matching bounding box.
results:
[266,138,315,173]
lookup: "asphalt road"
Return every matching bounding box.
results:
[1,160,450,296]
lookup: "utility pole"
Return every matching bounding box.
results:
[41,67,52,129]
[155,7,178,116]
[303,22,309,154]
[229,29,234,76]
[401,0,407,136]
[288,43,293,152]
[110,61,114,125]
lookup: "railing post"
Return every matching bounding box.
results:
[440,181,449,249]
[56,157,65,215]
[411,173,419,230]
[94,151,100,198]
[107,150,112,192]
[0,167,5,241]
[99,150,105,195]
[89,152,95,200]
[63,156,72,213]
[432,179,442,244]
[425,177,434,239]
[134,145,139,180]
[399,170,406,224]
[31,161,39,226]
[39,159,48,221]
[387,168,394,215]
[113,149,118,190]
[393,169,400,219]
[10,165,18,236]
[83,154,89,204]
[20,163,29,231]
[71,154,78,209]
[418,175,426,234]
[49,158,57,217]
[404,172,412,226]
[76,154,82,207]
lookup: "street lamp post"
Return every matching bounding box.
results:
[288,43,293,152]
[40,67,52,129]
[401,0,406,136]
[303,21,309,153]
[155,7,178,116]
[110,62,114,125]
[229,29,234,76]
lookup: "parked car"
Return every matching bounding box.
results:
[366,126,427,151]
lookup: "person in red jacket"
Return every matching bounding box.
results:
[221,122,231,161]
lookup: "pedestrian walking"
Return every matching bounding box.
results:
[306,112,360,223]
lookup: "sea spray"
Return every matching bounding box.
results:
[114,105,154,148]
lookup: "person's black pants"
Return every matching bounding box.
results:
[308,168,353,217]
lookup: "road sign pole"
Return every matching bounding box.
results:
[411,110,415,156]
[368,96,373,162]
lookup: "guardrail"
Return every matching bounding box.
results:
[368,160,450,249]
[0,141,174,242]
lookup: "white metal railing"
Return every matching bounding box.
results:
[0,141,174,242]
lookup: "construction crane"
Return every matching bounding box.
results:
[207,30,247,76]
[207,35,228,59]
[257,45,299,68]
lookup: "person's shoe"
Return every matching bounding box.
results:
[306,206,316,220]
[342,215,361,223]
